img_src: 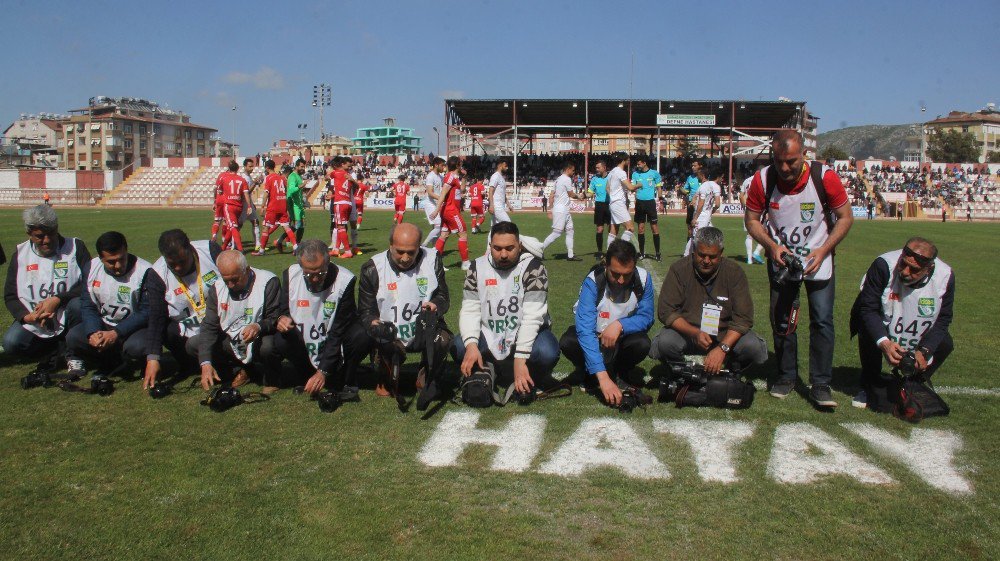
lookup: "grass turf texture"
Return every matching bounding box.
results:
[0,207,997,561]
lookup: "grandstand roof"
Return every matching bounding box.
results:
[445,99,808,136]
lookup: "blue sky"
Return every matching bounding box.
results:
[2,0,996,154]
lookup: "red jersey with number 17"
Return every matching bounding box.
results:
[392,181,409,204]
[354,182,369,207]
[218,172,249,208]
[442,172,463,214]
[263,173,288,214]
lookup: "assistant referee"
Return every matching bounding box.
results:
[631,157,663,261]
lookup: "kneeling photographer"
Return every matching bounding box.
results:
[850,237,954,415]
[451,222,561,407]
[649,227,767,405]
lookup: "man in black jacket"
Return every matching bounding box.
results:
[262,239,367,394]
[356,223,451,402]
[850,237,954,409]
[198,250,282,390]
[4,205,91,376]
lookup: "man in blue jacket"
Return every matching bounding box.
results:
[66,231,164,382]
[559,240,655,406]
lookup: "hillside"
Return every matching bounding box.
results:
[817,123,920,160]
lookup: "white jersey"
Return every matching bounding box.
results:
[213,267,276,364]
[489,171,507,209]
[86,255,154,327]
[759,163,835,281]
[606,167,628,204]
[287,264,354,368]
[865,250,953,353]
[423,171,443,208]
[472,255,533,359]
[373,248,439,345]
[14,237,84,338]
[739,176,753,195]
[574,266,651,333]
[552,174,573,214]
[696,180,721,225]
[153,240,220,338]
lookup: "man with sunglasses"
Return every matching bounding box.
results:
[850,237,954,409]
[263,239,367,395]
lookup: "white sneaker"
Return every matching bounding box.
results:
[66,359,86,378]
[461,261,471,270]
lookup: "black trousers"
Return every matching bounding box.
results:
[207,335,277,386]
[354,323,454,384]
[858,330,953,386]
[559,325,650,384]
[161,321,202,374]
[65,324,148,372]
[260,322,369,390]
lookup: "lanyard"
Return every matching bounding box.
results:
[175,256,206,316]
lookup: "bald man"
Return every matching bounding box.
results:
[356,223,452,408]
[197,250,281,391]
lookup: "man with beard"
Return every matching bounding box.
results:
[849,237,954,410]
[452,221,560,398]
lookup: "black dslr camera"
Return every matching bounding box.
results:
[659,362,710,401]
[91,376,114,397]
[21,370,54,390]
[148,383,171,399]
[774,253,805,285]
[897,350,918,377]
[513,389,536,406]
[617,388,652,413]
[205,387,244,412]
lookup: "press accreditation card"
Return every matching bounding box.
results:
[701,303,722,337]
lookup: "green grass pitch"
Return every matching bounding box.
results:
[0,206,997,560]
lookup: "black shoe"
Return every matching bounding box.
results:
[769,380,795,399]
[654,253,661,261]
[810,384,838,408]
[595,252,604,260]
[566,256,582,262]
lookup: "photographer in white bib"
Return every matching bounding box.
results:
[263,239,368,395]
[850,237,954,410]
[197,250,282,391]
[452,221,560,396]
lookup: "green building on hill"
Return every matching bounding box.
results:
[351,117,421,156]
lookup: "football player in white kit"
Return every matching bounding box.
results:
[739,172,766,264]
[488,160,512,225]
[421,157,447,247]
[684,167,722,256]
[605,154,639,248]
[4,205,91,378]
[541,161,584,261]
[453,221,561,397]
[66,231,164,386]
[239,158,264,253]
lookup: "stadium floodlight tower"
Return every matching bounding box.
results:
[313,83,332,143]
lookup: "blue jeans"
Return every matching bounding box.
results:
[451,329,561,388]
[769,270,836,386]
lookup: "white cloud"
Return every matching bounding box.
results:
[224,66,285,90]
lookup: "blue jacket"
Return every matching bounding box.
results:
[573,270,655,375]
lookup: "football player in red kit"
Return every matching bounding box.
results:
[327,156,358,258]
[253,159,298,255]
[392,175,409,224]
[218,160,253,251]
[210,169,226,243]
[353,179,369,227]
[429,156,470,270]
[467,178,486,233]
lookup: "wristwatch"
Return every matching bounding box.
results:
[719,343,731,353]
